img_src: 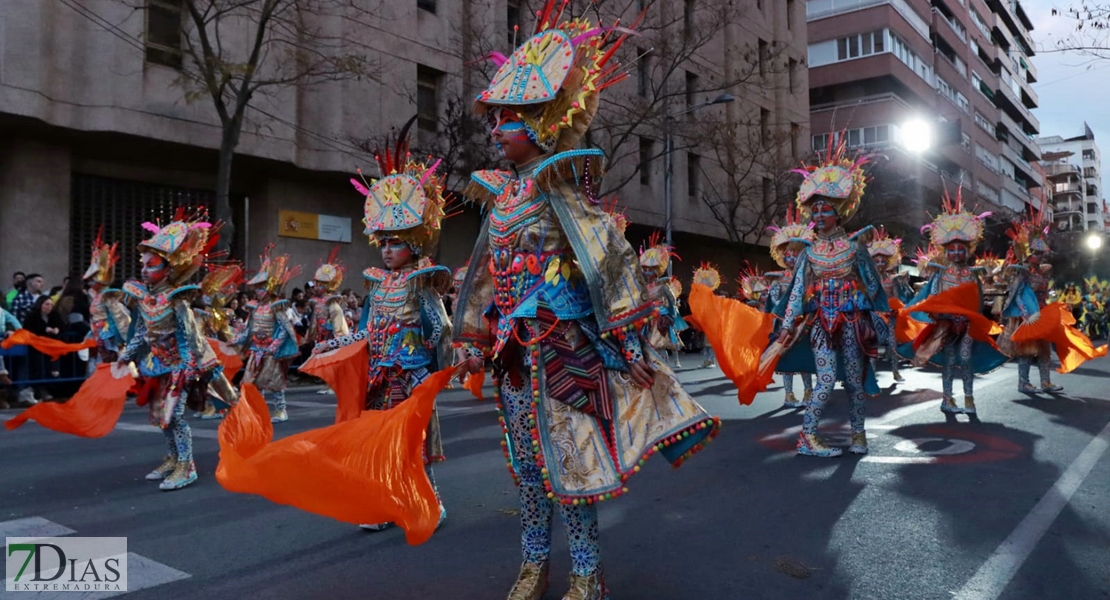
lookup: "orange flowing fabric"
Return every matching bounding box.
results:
[464,371,486,401]
[215,369,454,545]
[1,329,97,361]
[1011,302,1108,373]
[891,298,928,344]
[688,283,776,405]
[903,283,1003,349]
[208,338,243,382]
[5,364,134,437]
[299,339,369,424]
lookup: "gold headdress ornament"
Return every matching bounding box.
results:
[867,226,903,270]
[602,195,629,236]
[351,116,451,256]
[313,245,346,293]
[920,186,988,253]
[246,244,300,295]
[793,132,875,221]
[692,263,722,291]
[475,0,640,153]
[915,246,943,278]
[1007,203,1052,260]
[737,263,769,301]
[200,263,243,336]
[767,206,815,268]
[83,226,119,286]
[639,231,677,274]
[138,207,221,286]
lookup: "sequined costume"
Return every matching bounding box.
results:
[765,211,815,409]
[997,214,1060,393]
[309,246,350,345]
[236,246,300,422]
[457,9,719,598]
[118,213,237,490]
[692,265,722,368]
[867,228,911,382]
[774,141,889,458]
[82,231,130,368]
[638,234,687,367]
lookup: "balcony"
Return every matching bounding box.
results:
[1044,162,1081,178]
[936,10,968,43]
[807,0,932,39]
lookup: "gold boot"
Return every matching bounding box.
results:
[144,455,176,481]
[802,389,813,403]
[158,460,197,491]
[849,431,868,455]
[562,570,607,600]
[940,396,959,414]
[796,432,843,457]
[507,562,549,600]
[963,396,977,414]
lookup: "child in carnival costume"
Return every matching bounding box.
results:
[766,212,815,408]
[867,227,912,382]
[738,264,769,310]
[773,140,890,458]
[83,229,131,374]
[998,213,1061,393]
[639,233,688,369]
[325,121,453,530]
[237,246,300,422]
[308,246,351,345]
[692,264,722,368]
[116,211,237,490]
[907,189,1007,415]
[454,5,720,598]
[193,263,244,419]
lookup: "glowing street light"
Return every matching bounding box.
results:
[901,118,934,154]
[1087,233,1104,251]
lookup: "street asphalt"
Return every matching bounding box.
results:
[2,355,1109,600]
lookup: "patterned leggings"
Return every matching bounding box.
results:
[942,331,975,398]
[803,322,866,436]
[152,379,192,465]
[1017,342,1052,387]
[264,389,286,411]
[501,379,600,576]
[782,372,813,396]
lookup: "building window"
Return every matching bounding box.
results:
[685,71,698,110]
[961,132,972,151]
[688,153,700,199]
[684,0,696,41]
[507,0,522,46]
[788,58,798,93]
[639,138,653,186]
[638,48,650,98]
[763,177,774,205]
[974,112,996,137]
[417,65,443,132]
[812,132,835,152]
[418,0,436,14]
[791,123,801,157]
[836,31,884,61]
[786,0,795,30]
[758,39,769,76]
[760,108,770,140]
[145,0,183,69]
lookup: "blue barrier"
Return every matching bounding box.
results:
[0,333,91,388]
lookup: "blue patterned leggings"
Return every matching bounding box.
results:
[803,322,866,435]
[500,379,600,576]
[782,372,813,396]
[1017,341,1052,387]
[942,331,975,398]
[152,378,192,464]
[264,389,286,411]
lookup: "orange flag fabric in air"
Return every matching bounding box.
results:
[208,338,244,382]
[688,283,777,405]
[1,329,97,361]
[464,370,486,401]
[299,339,370,424]
[5,364,134,437]
[215,368,455,546]
[1011,302,1108,373]
[903,283,1003,349]
[891,297,928,344]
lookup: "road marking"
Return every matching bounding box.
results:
[0,519,191,598]
[113,423,217,439]
[0,517,75,539]
[954,418,1110,600]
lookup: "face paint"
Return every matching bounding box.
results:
[140,252,168,286]
[945,242,968,264]
[783,247,799,269]
[381,238,414,269]
[1029,251,1044,265]
[488,107,541,164]
[811,202,839,231]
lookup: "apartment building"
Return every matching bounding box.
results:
[805,0,1042,247]
[0,0,809,287]
[1037,124,1106,232]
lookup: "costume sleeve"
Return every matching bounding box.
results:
[856,241,891,312]
[118,317,147,363]
[418,286,453,370]
[328,299,350,337]
[174,298,215,370]
[775,253,809,325]
[1002,267,1040,319]
[268,309,293,354]
[453,219,495,352]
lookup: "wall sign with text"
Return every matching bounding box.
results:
[278,210,352,243]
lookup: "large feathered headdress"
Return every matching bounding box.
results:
[475,0,639,153]
[351,116,449,256]
[138,208,220,286]
[313,245,346,294]
[246,244,300,295]
[737,264,768,300]
[793,132,874,221]
[867,226,903,270]
[639,232,677,274]
[920,186,988,253]
[767,206,814,268]
[1007,204,1052,260]
[692,263,722,291]
[83,227,119,286]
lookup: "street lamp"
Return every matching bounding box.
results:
[664,93,736,275]
[1087,233,1104,251]
[900,118,934,154]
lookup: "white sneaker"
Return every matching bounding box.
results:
[17,388,37,405]
[315,388,333,395]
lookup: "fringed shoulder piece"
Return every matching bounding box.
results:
[532,149,606,193]
[464,170,514,208]
[363,267,387,283]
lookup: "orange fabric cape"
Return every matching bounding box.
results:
[215,369,454,545]
[891,297,929,344]
[1011,302,1108,373]
[688,283,776,405]
[208,338,243,382]
[299,339,369,424]
[903,283,1003,350]
[464,371,486,401]
[1,329,97,360]
[4,364,134,437]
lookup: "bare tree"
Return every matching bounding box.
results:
[1051,4,1110,59]
[120,0,376,251]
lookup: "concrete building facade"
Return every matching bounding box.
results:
[805,0,1043,246]
[1037,125,1106,232]
[0,0,809,293]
